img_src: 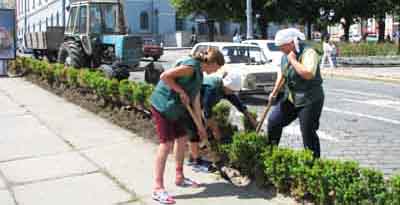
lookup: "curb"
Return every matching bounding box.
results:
[321,70,400,84]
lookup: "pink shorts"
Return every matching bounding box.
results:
[151,107,185,143]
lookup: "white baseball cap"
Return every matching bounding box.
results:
[274,28,305,46]
[222,72,241,91]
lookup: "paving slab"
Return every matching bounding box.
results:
[0,151,97,185]
[0,93,26,116]
[83,139,298,205]
[0,177,6,189]
[0,78,134,150]
[0,115,71,162]
[0,190,14,205]
[13,173,132,205]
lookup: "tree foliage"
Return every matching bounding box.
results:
[171,0,399,41]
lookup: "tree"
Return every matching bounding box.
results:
[282,0,323,40]
[171,0,237,41]
[368,0,395,43]
[329,0,372,42]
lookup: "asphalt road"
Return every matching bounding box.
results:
[160,49,400,175]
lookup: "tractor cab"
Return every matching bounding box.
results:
[66,0,126,35]
[58,0,143,78]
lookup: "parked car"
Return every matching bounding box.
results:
[242,39,283,67]
[191,42,280,95]
[142,37,163,61]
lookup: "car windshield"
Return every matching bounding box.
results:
[266,42,280,51]
[221,46,267,64]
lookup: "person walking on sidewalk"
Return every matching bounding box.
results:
[267,28,324,158]
[150,47,225,204]
[321,37,335,69]
[187,72,258,172]
[330,40,338,68]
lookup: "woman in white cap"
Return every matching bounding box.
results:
[186,72,258,172]
[267,28,324,158]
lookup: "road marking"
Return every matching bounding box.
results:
[324,107,400,125]
[283,124,339,142]
[342,98,400,111]
[328,88,400,101]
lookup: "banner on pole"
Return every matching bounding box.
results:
[0,9,16,60]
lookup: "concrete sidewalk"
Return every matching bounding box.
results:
[321,66,400,84]
[0,77,297,205]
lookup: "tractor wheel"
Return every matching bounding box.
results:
[144,62,164,85]
[152,56,160,61]
[57,41,85,68]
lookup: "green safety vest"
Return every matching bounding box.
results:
[150,57,203,120]
[281,46,324,107]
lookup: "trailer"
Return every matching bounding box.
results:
[24,27,64,62]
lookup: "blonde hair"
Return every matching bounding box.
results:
[193,47,225,66]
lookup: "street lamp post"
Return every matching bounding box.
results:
[246,0,253,40]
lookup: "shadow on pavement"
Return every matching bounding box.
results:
[174,182,277,200]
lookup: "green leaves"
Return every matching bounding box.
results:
[17,57,155,110]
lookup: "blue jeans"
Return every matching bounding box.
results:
[267,98,324,158]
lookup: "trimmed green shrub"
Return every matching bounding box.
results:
[387,174,400,205]
[241,109,257,132]
[132,82,154,109]
[66,67,79,87]
[308,41,398,57]
[224,132,268,176]
[211,101,238,138]
[119,79,134,102]
[263,148,314,194]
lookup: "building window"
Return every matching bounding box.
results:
[39,20,41,31]
[33,24,35,32]
[51,14,53,26]
[46,17,48,27]
[140,11,149,30]
[32,0,35,9]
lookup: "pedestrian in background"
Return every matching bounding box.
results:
[267,28,324,158]
[233,29,242,43]
[150,47,224,204]
[330,40,338,68]
[321,37,335,69]
[190,26,198,47]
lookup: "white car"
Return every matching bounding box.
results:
[242,39,283,67]
[191,42,280,95]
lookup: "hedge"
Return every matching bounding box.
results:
[11,57,154,113]
[307,41,398,57]
[11,57,400,205]
[211,102,400,205]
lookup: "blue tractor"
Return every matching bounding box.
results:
[57,0,162,82]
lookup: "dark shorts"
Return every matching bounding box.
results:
[151,107,200,143]
[151,107,185,143]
